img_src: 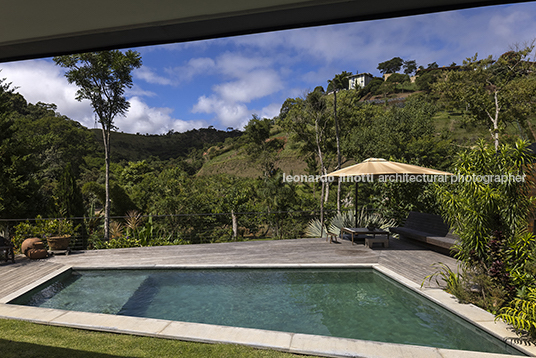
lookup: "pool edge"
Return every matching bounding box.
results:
[0,263,534,358]
[0,265,72,304]
[373,265,536,357]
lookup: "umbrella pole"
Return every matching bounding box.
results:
[355,182,358,228]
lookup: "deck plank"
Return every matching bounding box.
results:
[0,237,457,301]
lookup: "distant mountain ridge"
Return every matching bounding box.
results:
[90,127,243,162]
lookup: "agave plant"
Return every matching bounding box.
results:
[329,208,396,234]
[304,218,328,238]
[305,208,396,238]
[329,210,355,233]
[109,221,124,239]
[125,210,143,232]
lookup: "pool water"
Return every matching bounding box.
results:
[11,268,523,355]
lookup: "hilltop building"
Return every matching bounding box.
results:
[347,73,374,90]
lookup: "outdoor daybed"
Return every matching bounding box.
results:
[390,211,459,255]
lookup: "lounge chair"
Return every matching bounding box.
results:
[0,236,15,263]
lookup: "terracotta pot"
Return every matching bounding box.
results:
[27,248,47,259]
[47,236,71,250]
[22,238,43,255]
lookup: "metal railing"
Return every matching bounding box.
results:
[1,210,343,250]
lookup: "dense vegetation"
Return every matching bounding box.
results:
[2,45,536,337]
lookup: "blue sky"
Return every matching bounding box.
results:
[2,2,536,134]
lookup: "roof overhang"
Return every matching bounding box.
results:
[0,0,531,63]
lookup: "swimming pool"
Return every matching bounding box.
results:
[10,267,524,355]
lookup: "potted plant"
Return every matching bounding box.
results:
[366,216,381,231]
[46,219,76,251]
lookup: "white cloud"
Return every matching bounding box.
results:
[164,53,273,86]
[178,57,216,81]
[162,57,216,85]
[133,66,172,85]
[214,69,283,103]
[127,84,156,97]
[0,59,204,134]
[259,102,282,120]
[216,52,273,77]
[1,59,95,126]
[119,97,206,134]
[192,95,250,128]
[172,118,208,133]
[189,53,284,128]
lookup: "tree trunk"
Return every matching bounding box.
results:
[487,90,501,152]
[102,126,111,241]
[493,91,500,152]
[315,118,326,238]
[231,209,238,240]
[333,90,341,213]
[320,180,325,238]
[324,170,330,204]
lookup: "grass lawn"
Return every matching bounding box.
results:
[0,319,315,358]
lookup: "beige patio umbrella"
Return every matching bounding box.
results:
[324,158,454,227]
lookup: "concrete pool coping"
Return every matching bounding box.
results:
[0,263,534,358]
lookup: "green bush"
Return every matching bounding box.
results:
[496,287,536,338]
[437,139,536,273]
[12,216,77,250]
[433,139,536,319]
[386,73,410,83]
[425,263,508,314]
[95,236,142,249]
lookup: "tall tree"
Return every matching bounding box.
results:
[403,60,417,75]
[327,72,351,213]
[278,87,334,235]
[377,57,404,74]
[56,162,84,218]
[54,50,142,240]
[326,71,352,92]
[243,115,283,178]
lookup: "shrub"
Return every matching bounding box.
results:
[12,216,77,250]
[425,263,508,314]
[435,139,536,314]
[437,139,536,273]
[385,73,410,83]
[496,287,536,338]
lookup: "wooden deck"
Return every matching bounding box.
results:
[0,260,64,300]
[0,237,457,301]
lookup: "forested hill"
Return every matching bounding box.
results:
[0,85,247,218]
[90,127,243,162]
[3,49,536,222]
[1,87,244,163]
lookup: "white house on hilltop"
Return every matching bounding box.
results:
[347,73,374,90]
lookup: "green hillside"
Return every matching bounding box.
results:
[90,127,243,163]
[195,101,536,179]
[433,110,536,144]
[196,135,309,177]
